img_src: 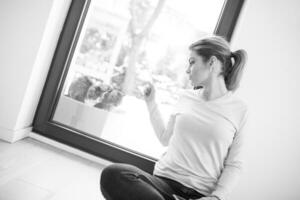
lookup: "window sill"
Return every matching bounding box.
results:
[29,131,112,167]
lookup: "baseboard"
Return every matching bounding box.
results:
[0,126,32,143]
[29,132,112,167]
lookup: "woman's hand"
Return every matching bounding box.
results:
[143,82,156,103]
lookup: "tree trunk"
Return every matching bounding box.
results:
[122,0,166,95]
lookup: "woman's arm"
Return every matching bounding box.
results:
[146,100,178,146]
[210,111,249,200]
[143,82,178,146]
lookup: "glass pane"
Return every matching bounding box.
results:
[52,0,225,159]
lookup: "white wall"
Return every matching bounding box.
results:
[0,0,71,142]
[230,0,300,199]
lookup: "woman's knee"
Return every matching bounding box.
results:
[101,164,121,183]
[100,164,166,200]
[100,163,140,199]
[100,163,134,186]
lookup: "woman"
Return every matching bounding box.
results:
[100,35,248,200]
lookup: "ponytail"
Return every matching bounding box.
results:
[224,49,247,91]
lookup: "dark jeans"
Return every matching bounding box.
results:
[100,163,205,200]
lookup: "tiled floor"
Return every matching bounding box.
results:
[0,137,106,200]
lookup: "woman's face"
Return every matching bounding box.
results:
[186,51,211,87]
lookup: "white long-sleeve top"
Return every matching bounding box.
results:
[146,89,248,200]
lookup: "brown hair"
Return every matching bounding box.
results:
[189,35,247,91]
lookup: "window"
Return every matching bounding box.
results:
[33,0,245,172]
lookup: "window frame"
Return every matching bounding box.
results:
[33,0,245,173]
